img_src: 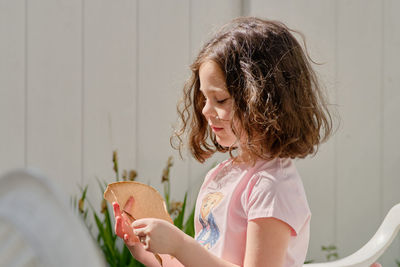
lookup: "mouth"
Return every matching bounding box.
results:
[211,126,223,132]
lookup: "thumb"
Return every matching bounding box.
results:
[132,218,151,229]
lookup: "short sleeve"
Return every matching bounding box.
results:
[242,174,311,236]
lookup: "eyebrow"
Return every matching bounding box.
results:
[199,87,229,94]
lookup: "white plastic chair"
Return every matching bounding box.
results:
[304,202,400,267]
[0,169,107,267]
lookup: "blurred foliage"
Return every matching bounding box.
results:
[303,244,339,264]
[71,150,195,267]
[321,244,339,262]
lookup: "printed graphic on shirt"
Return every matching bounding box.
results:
[196,192,224,249]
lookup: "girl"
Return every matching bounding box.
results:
[113,16,332,267]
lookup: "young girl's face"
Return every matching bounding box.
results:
[199,60,237,148]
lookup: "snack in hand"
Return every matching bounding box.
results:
[104,181,173,266]
[103,181,173,224]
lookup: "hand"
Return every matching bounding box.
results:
[113,197,177,267]
[370,263,382,267]
[132,218,186,256]
[112,197,139,246]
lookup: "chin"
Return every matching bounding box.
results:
[216,137,236,148]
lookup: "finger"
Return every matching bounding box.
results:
[133,227,146,237]
[132,218,151,229]
[124,234,134,246]
[142,235,151,250]
[122,219,134,235]
[124,233,137,246]
[131,233,140,242]
[115,216,124,237]
[113,202,122,217]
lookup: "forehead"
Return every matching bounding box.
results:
[199,60,227,93]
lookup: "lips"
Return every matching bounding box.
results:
[211,126,223,132]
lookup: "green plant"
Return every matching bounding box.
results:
[303,244,339,264]
[161,156,195,237]
[396,259,400,266]
[321,244,339,262]
[72,151,195,267]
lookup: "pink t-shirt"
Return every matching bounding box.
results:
[194,157,311,267]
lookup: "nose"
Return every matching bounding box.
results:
[202,99,217,119]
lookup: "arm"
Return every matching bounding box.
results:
[174,234,239,267]
[125,244,184,267]
[167,217,290,267]
[132,217,291,267]
[127,240,246,267]
[133,218,239,267]
[244,217,291,267]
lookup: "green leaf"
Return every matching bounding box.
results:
[83,209,88,220]
[132,260,146,267]
[174,192,187,229]
[96,177,106,195]
[104,204,117,244]
[100,244,114,266]
[94,212,117,261]
[77,184,89,203]
[331,253,338,259]
[184,204,195,237]
[121,245,131,265]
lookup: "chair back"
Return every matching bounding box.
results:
[304,203,400,266]
[0,169,107,267]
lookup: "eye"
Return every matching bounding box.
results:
[217,98,228,104]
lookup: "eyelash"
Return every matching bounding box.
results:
[202,97,228,104]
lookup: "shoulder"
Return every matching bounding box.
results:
[244,158,301,195]
[201,160,226,184]
[255,157,299,180]
[241,158,310,236]
[205,158,231,176]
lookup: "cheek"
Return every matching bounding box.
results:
[201,106,207,118]
[217,110,231,121]
[216,105,233,121]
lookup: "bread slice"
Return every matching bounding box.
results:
[103,181,173,224]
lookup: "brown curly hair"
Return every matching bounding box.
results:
[171,17,333,163]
